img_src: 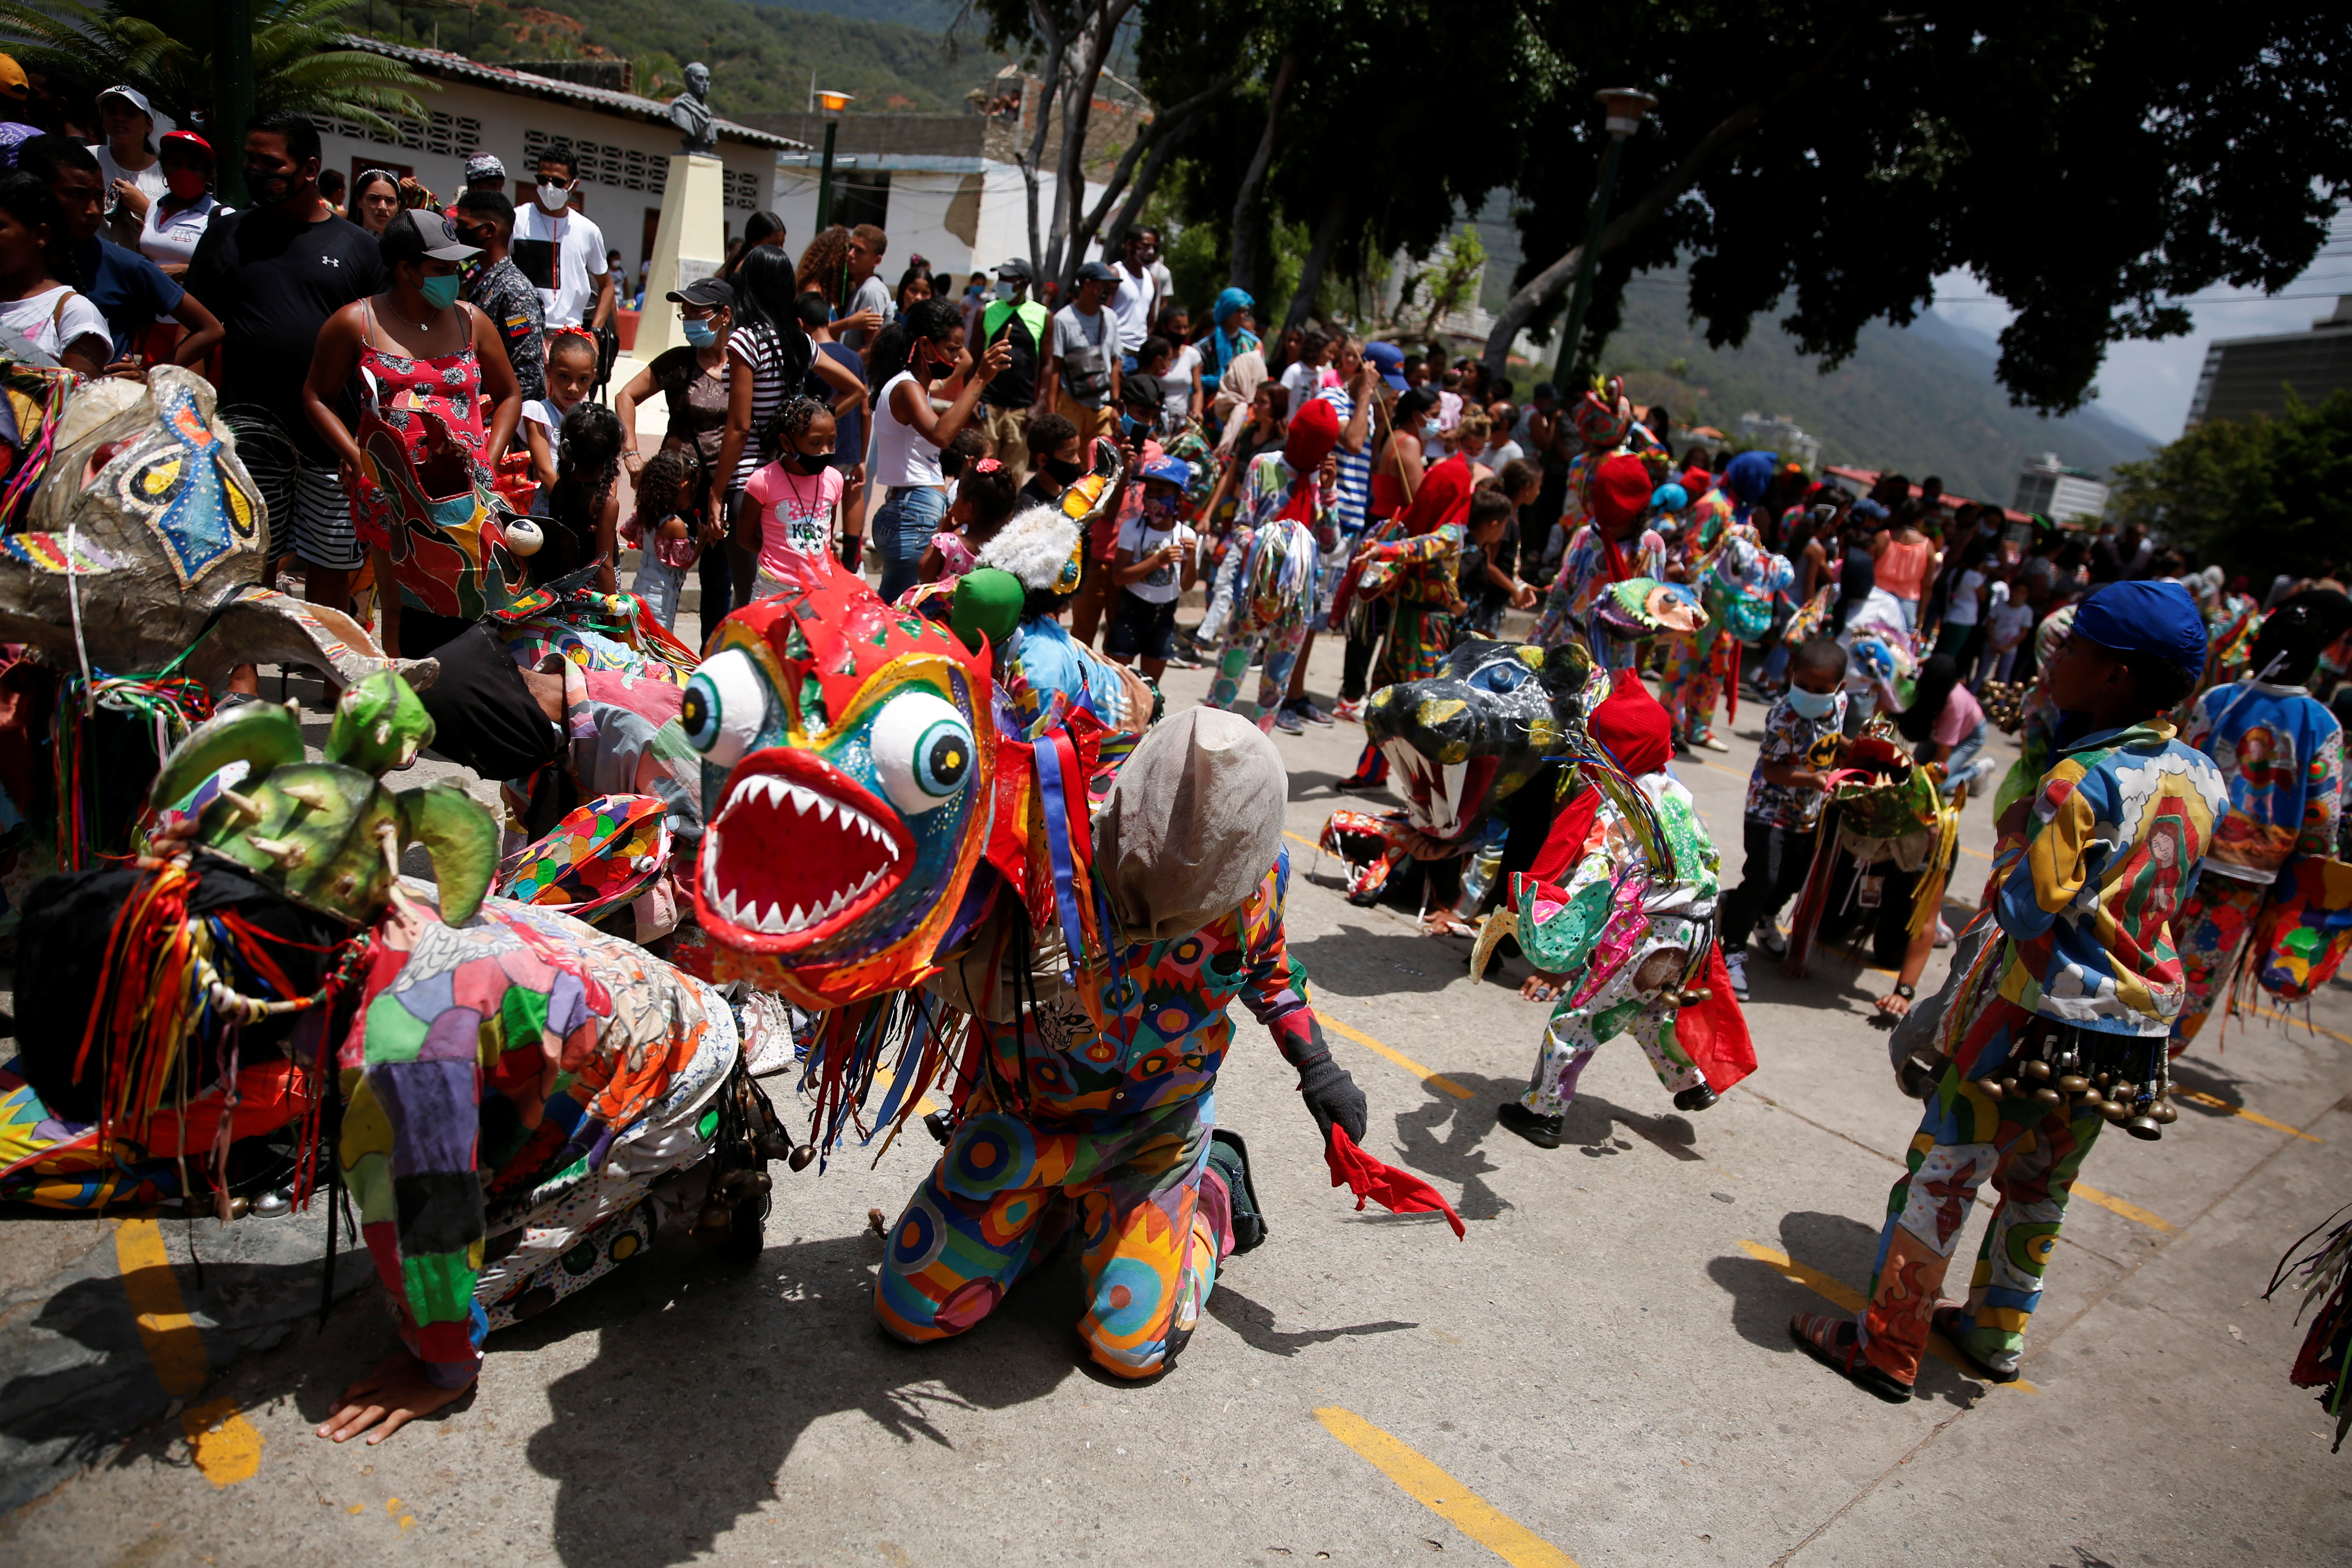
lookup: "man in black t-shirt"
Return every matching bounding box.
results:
[979,257,1050,485]
[181,110,383,609]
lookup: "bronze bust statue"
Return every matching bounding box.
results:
[670,62,716,154]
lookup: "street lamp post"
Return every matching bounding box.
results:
[1551,87,1657,389]
[211,0,254,205]
[814,88,854,231]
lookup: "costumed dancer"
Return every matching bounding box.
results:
[1530,453,1667,668]
[878,712,1429,1377]
[1488,669,1755,1148]
[1654,450,1777,752]
[1331,446,1478,784]
[1198,398,1336,731]
[2170,591,2352,1047]
[1794,581,2224,1400]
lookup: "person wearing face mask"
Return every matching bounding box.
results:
[1716,636,1852,1001]
[16,134,222,371]
[302,207,523,657]
[182,111,385,608]
[135,131,228,279]
[453,187,543,401]
[867,294,1012,603]
[618,276,733,636]
[739,394,847,592]
[510,143,613,335]
[978,255,1049,484]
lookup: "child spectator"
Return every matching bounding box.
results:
[1885,652,1998,801]
[736,395,844,597]
[2169,590,2352,1046]
[1981,581,2035,689]
[1719,637,1850,998]
[1795,580,2225,1402]
[522,330,598,511]
[1456,485,1533,636]
[1105,455,1196,680]
[918,456,1020,587]
[1018,409,1082,510]
[622,447,698,629]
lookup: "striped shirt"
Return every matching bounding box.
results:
[1317,386,1371,535]
[726,322,804,496]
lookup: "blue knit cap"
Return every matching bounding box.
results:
[2072,580,2209,678]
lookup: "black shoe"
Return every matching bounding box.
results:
[1205,1129,1268,1254]
[1496,1102,1563,1148]
[1673,1083,1719,1113]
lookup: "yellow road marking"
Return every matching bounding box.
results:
[2071,1184,2173,1232]
[115,1218,266,1485]
[1315,1407,1581,1567]
[1736,1241,2041,1394]
[1284,829,1323,855]
[1315,1010,1474,1100]
[2176,1091,2321,1143]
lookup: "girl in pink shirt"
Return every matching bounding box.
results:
[739,396,846,596]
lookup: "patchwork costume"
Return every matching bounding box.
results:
[1200,400,1335,729]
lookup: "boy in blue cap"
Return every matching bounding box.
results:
[1794,579,2227,1401]
[1105,454,1197,681]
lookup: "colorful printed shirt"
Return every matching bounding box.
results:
[1992,719,2228,1036]
[1745,690,1848,830]
[1534,521,1667,664]
[1515,771,1723,981]
[338,894,731,1386]
[979,852,1311,1130]
[2179,679,2345,885]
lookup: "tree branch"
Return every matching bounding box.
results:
[1072,69,1238,265]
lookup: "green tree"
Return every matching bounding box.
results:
[0,0,432,133]
[2110,391,2352,577]
[1479,0,2352,413]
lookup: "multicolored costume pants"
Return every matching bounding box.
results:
[1857,1001,2105,1385]
[1372,604,1456,690]
[1518,938,1704,1116]
[1208,621,1308,732]
[876,1090,1229,1378]
[1655,631,1722,745]
[2170,874,2268,1049]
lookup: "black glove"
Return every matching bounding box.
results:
[1278,1014,1367,1146]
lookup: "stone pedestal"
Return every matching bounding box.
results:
[634,151,728,360]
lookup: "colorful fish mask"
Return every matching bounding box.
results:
[352,406,518,623]
[1362,638,1597,842]
[686,548,995,1009]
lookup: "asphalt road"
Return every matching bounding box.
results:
[3,628,2348,1568]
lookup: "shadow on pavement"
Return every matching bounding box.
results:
[509,1223,1082,1568]
[1205,1284,1417,1355]
[1288,925,1461,997]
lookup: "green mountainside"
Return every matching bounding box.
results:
[1591,276,2158,504]
[400,0,993,116]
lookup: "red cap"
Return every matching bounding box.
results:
[160,129,214,160]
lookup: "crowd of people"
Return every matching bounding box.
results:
[8,82,2349,1435]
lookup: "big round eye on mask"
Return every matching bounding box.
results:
[681,650,770,766]
[869,692,974,814]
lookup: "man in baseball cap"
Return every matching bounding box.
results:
[1363,341,1409,393]
[463,151,506,193]
[981,256,1049,482]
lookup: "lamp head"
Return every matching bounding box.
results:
[1596,87,1658,136]
[816,88,854,116]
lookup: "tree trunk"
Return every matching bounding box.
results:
[1225,48,1297,292]
[1075,71,1237,267]
[1282,188,1349,333]
[1015,13,1067,283]
[1045,0,1137,289]
[1477,24,1861,383]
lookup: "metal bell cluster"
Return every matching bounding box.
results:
[1981,1028,2180,1141]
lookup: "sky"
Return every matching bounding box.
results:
[1930,210,2352,444]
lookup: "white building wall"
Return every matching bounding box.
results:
[315,85,781,288]
[772,160,1106,288]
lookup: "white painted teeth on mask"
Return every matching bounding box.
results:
[724,773,901,861]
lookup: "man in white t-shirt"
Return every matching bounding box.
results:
[1106,227,1159,371]
[510,143,613,333]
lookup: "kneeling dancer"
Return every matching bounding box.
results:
[877,711,1371,1377]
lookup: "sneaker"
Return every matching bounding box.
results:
[1334,697,1366,724]
[1294,699,1335,726]
[1723,947,1750,1001]
[1934,917,1954,949]
[1496,1102,1564,1148]
[1204,1130,1268,1254]
[1273,705,1305,734]
[1757,925,1788,959]
[1699,733,1732,753]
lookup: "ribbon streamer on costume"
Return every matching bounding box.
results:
[1324,1126,1465,1238]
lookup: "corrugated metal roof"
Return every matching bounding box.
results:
[342,35,810,152]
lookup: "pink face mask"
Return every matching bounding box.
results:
[164,166,209,201]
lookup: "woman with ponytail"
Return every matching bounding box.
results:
[2170,589,2352,1046]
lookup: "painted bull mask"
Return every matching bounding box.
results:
[685,548,994,1009]
[1362,637,1597,842]
[0,364,435,691]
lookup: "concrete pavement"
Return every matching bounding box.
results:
[3,631,2347,1567]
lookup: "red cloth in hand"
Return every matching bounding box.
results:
[1325,1126,1465,1239]
[1676,943,1758,1093]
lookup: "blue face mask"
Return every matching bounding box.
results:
[1784,685,1839,720]
[420,273,462,310]
[682,317,717,348]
